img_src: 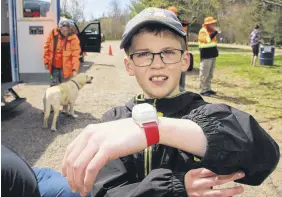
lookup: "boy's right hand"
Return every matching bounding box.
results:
[185,168,245,197]
[61,118,148,196]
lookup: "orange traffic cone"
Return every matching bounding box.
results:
[109,45,113,56]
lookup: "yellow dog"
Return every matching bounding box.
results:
[43,73,93,131]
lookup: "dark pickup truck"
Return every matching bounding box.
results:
[73,21,104,62]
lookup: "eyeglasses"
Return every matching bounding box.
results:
[129,49,184,67]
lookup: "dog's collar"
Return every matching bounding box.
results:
[70,80,80,90]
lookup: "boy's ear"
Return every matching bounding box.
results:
[181,51,190,72]
[124,56,135,76]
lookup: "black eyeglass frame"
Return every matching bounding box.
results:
[129,49,184,67]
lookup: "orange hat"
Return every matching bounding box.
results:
[203,17,217,25]
[167,6,178,16]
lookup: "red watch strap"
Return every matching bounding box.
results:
[143,122,159,146]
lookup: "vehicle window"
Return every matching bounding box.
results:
[22,0,51,18]
[83,23,100,35]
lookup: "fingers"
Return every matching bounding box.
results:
[83,149,109,194]
[65,139,91,191]
[62,126,94,176]
[185,168,245,197]
[215,172,245,185]
[189,168,217,178]
[73,143,99,193]
[193,172,245,189]
[62,138,79,176]
[202,185,244,197]
[61,126,94,191]
[62,133,84,175]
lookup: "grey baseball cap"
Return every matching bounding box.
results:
[59,19,70,28]
[120,7,186,49]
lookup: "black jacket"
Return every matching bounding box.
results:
[91,92,280,197]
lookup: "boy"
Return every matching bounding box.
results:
[62,8,279,197]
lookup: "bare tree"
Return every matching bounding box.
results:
[61,0,86,23]
[99,0,130,40]
[80,0,87,28]
[108,0,122,18]
[61,0,68,14]
[60,0,70,18]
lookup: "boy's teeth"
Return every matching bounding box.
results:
[152,77,167,81]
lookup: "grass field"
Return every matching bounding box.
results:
[191,54,282,120]
[189,43,252,52]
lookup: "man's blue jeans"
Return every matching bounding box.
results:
[33,168,91,197]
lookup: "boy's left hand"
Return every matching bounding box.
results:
[185,168,245,197]
[73,71,77,76]
[61,119,147,196]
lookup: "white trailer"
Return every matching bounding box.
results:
[1,0,60,111]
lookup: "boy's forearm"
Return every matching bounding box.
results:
[158,117,207,157]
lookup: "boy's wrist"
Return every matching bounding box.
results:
[158,117,173,145]
[157,117,207,157]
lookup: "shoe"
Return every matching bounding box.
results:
[200,91,212,96]
[208,90,217,95]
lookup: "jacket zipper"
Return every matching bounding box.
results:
[144,146,148,176]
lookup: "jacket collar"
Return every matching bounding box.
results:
[125,91,205,117]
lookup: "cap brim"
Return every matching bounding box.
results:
[120,19,186,49]
[204,20,217,25]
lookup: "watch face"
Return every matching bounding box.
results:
[132,103,158,125]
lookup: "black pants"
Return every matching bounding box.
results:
[252,44,259,56]
[1,145,40,197]
[50,67,65,86]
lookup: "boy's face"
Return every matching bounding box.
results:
[124,32,190,99]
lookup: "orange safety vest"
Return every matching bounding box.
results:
[198,26,217,48]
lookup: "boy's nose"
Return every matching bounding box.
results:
[150,54,165,69]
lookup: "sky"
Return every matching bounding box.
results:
[83,0,132,20]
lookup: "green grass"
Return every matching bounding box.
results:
[192,54,282,120]
[189,44,252,52]
[194,54,282,84]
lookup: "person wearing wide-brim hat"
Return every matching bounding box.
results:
[198,16,220,96]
